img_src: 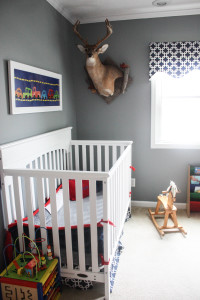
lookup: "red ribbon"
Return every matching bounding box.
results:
[99,219,116,227]
[100,254,110,266]
[130,166,136,172]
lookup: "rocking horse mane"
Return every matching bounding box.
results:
[167,181,180,198]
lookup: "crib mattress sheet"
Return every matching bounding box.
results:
[24,189,104,228]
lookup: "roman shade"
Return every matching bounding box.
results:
[149,41,200,79]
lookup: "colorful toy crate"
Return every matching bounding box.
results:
[0,255,61,300]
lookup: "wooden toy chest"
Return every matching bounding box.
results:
[0,255,61,300]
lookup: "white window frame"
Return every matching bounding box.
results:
[151,71,200,149]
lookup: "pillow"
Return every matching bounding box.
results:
[69,179,89,201]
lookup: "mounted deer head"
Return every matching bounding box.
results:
[73,19,123,97]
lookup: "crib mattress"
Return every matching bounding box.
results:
[23,188,104,229]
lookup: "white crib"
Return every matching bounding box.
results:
[0,127,132,299]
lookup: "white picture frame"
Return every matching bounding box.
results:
[8,60,62,114]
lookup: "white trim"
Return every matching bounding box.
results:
[131,200,186,209]
[71,140,133,146]
[45,0,200,24]
[78,8,200,24]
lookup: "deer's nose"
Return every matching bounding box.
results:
[88,53,93,57]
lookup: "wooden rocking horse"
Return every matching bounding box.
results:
[148,181,187,236]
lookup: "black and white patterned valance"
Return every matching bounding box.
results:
[149,41,200,79]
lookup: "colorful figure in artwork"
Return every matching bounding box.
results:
[15,88,23,99]
[54,90,59,100]
[32,86,41,99]
[48,89,54,99]
[23,87,32,99]
[41,90,47,100]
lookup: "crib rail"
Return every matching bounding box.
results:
[70,140,130,172]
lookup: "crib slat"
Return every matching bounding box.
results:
[90,179,99,272]
[37,177,47,254]
[40,155,47,203]
[13,176,24,251]
[82,145,86,171]
[5,177,16,224]
[63,150,66,170]
[110,176,114,250]
[49,177,60,259]
[57,151,61,185]
[69,145,73,170]
[120,145,124,156]
[24,177,35,243]
[35,158,39,169]
[60,149,63,170]
[76,179,86,271]
[30,178,37,211]
[112,146,117,165]
[103,179,111,298]
[38,156,42,169]
[52,151,56,170]
[105,145,109,172]
[49,152,52,170]
[1,177,10,227]
[62,180,73,270]
[114,170,118,243]
[116,167,120,235]
[75,145,79,170]
[97,145,101,171]
[90,145,94,171]
[117,166,120,229]
[30,157,37,211]
[44,154,50,199]
[57,150,60,169]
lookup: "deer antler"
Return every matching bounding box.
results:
[73,19,112,49]
[95,19,113,49]
[73,20,88,46]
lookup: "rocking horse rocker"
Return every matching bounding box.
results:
[148,181,187,237]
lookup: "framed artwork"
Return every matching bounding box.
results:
[8,60,62,114]
[187,165,200,217]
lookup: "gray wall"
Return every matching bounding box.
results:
[72,15,200,204]
[0,0,77,270]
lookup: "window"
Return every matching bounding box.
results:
[151,70,200,149]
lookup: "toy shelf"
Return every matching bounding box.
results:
[187,165,200,217]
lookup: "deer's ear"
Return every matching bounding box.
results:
[77,45,86,53]
[97,44,109,54]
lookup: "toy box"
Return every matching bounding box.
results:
[0,255,61,300]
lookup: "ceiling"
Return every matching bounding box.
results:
[46,0,200,24]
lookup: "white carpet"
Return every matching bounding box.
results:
[111,207,200,300]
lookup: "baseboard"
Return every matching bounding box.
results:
[131,200,186,209]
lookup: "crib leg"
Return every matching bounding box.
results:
[104,265,110,300]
